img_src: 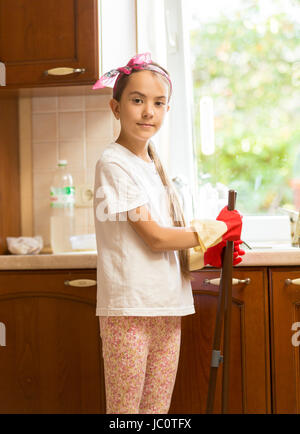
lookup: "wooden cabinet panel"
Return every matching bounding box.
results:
[170,267,271,414]
[0,96,21,254]
[269,267,300,414]
[0,0,99,87]
[0,269,105,413]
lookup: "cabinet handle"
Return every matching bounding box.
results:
[285,278,300,286]
[204,278,251,286]
[44,67,86,76]
[64,279,96,287]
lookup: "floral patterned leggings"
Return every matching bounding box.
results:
[99,316,181,414]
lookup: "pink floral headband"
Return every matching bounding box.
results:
[92,52,172,94]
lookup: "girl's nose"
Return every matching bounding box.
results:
[142,103,154,117]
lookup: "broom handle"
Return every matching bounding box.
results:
[221,190,236,412]
[206,190,236,414]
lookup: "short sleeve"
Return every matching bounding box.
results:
[94,161,149,219]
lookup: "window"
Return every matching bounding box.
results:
[188,0,300,215]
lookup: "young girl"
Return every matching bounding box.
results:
[93,53,244,414]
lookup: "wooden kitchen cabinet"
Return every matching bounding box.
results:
[170,267,271,414]
[2,264,299,414]
[0,266,271,414]
[0,269,105,413]
[269,267,300,414]
[0,0,99,88]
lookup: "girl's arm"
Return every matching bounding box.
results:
[127,204,199,252]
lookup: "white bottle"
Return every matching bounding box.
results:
[50,160,75,253]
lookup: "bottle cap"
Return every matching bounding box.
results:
[58,160,67,166]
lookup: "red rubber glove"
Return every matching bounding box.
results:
[217,206,243,241]
[204,240,245,268]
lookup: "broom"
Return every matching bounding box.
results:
[206,189,237,414]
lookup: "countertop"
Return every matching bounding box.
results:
[0,248,299,270]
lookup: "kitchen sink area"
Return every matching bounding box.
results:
[244,243,299,250]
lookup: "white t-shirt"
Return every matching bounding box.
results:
[93,142,195,316]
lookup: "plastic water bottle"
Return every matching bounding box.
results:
[50,160,75,253]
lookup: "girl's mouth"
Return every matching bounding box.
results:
[137,123,155,128]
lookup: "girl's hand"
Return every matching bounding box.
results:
[204,240,245,268]
[216,206,243,242]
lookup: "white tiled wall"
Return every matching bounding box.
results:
[31,93,119,247]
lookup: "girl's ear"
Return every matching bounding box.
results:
[109,98,120,120]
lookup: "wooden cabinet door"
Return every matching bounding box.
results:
[0,0,99,87]
[269,267,300,414]
[0,269,105,413]
[169,267,271,414]
[0,96,21,254]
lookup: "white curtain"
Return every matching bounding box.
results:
[100,0,137,73]
[137,0,198,222]
[136,0,171,173]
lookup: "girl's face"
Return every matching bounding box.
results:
[110,70,170,145]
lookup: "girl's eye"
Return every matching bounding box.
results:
[131,98,166,106]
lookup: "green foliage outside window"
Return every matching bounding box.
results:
[190,0,300,214]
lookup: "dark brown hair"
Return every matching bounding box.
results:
[113,63,192,281]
